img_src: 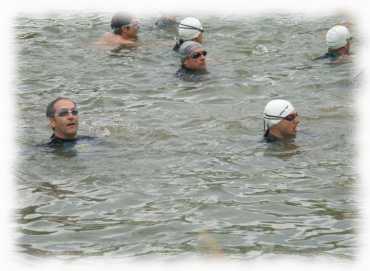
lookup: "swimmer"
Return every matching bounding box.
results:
[314,25,352,62]
[173,17,204,52]
[45,97,92,147]
[263,99,300,142]
[97,12,140,47]
[155,15,178,31]
[176,41,208,82]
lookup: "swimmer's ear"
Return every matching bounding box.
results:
[48,117,56,129]
[123,25,131,31]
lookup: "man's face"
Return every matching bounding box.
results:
[49,99,79,139]
[124,19,140,39]
[183,48,207,71]
[275,112,300,138]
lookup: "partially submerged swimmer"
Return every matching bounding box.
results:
[263,99,300,142]
[173,17,204,52]
[97,12,140,47]
[176,41,208,82]
[44,97,93,148]
[315,25,352,63]
[155,15,178,31]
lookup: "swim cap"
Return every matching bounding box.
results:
[178,41,203,61]
[178,17,203,40]
[111,12,133,33]
[326,25,351,50]
[263,99,295,131]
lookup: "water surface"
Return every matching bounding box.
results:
[15,13,358,260]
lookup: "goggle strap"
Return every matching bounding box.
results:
[263,113,284,120]
[178,23,203,32]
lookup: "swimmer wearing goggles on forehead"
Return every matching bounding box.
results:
[263,99,300,142]
[97,12,140,47]
[44,97,94,148]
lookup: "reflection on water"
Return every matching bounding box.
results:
[15,13,357,259]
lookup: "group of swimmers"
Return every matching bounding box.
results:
[44,13,354,146]
[96,13,353,78]
[45,97,298,146]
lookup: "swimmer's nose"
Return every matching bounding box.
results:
[67,113,77,120]
[295,116,300,124]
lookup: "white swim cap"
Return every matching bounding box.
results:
[178,17,203,40]
[263,99,295,131]
[326,25,351,50]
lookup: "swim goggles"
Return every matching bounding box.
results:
[264,112,298,122]
[178,23,204,33]
[55,108,79,117]
[191,51,207,59]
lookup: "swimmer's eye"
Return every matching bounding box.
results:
[284,113,298,122]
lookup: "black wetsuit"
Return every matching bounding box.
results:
[173,39,185,52]
[175,66,208,82]
[314,51,340,61]
[263,129,279,143]
[263,129,297,144]
[45,134,94,148]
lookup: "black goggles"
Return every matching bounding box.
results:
[283,113,298,121]
[264,112,298,122]
[190,51,207,59]
[54,108,79,117]
[178,23,204,33]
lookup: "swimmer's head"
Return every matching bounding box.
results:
[111,12,136,35]
[178,17,203,41]
[46,97,79,139]
[326,25,351,50]
[179,41,203,60]
[179,41,207,71]
[155,15,178,29]
[46,97,76,118]
[263,99,295,130]
[263,99,299,140]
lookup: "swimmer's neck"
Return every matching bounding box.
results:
[116,32,138,42]
[181,64,207,73]
[52,132,77,140]
[267,127,293,141]
[328,46,350,56]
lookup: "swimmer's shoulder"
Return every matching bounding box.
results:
[96,33,137,47]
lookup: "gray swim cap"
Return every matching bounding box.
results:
[111,12,133,33]
[178,41,203,61]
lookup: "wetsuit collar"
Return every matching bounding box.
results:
[50,134,77,142]
[264,129,279,142]
[181,64,207,74]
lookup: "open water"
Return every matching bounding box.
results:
[14,13,359,260]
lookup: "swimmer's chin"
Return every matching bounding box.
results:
[196,65,207,72]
